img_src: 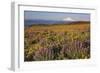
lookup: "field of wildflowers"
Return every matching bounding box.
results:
[24,23,90,61]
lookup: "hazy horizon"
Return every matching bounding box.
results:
[24,11,90,21]
[24,11,90,25]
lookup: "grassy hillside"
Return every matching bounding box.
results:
[25,22,90,33]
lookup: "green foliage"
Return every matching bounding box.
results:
[24,24,90,61]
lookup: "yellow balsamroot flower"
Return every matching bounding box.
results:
[34,44,42,50]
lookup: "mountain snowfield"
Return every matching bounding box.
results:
[63,17,76,21]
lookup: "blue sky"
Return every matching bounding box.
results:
[24,11,90,21]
